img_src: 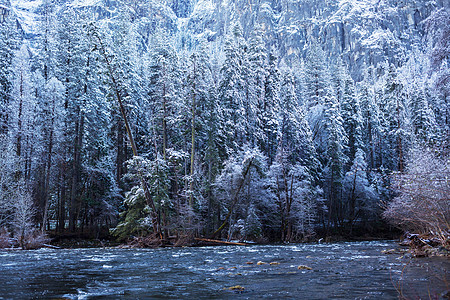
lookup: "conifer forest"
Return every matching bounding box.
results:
[0,0,448,247]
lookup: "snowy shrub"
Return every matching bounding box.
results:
[0,227,12,248]
[12,185,38,249]
[343,149,378,227]
[21,231,50,250]
[241,205,262,241]
[111,186,151,241]
[383,146,449,244]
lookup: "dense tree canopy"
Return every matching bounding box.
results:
[0,0,448,244]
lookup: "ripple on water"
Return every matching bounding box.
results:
[0,241,447,300]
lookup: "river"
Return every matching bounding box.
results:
[0,240,448,299]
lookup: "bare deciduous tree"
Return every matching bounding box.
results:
[13,184,36,249]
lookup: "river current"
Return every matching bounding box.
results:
[0,241,448,299]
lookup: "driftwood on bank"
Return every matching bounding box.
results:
[42,244,61,249]
[194,238,248,246]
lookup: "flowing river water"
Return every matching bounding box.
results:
[0,241,448,299]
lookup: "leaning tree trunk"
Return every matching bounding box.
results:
[211,158,253,238]
[89,26,162,239]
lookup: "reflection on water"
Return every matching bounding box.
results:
[0,241,448,299]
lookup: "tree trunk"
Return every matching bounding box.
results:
[57,167,66,233]
[396,97,404,172]
[69,110,84,232]
[42,92,58,232]
[16,72,23,158]
[189,56,197,216]
[211,158,253,238]
[116,118,126,186]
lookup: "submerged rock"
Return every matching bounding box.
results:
[227,285,245,291]
[257,261,266,265]
[298,265,312,270]
[382,249,401,255]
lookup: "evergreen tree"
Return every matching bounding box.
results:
[322,97,348,228]
[9,44,36,166]
[331,58,346,105]
[218,23,248,152]
[379,64,411,172]
[38,77,65,231]
[0,10,21,133]
[358,67,381,170]
[304,41,330,109]
[304,41,333,155]
[148,29,182,160]
[279,70,319,174]
[341,72,363,165]
[248,26,267,146]
[261,51,280,163]
[409,83,439,145]
[182,43,213,223]
[343,149,377,232]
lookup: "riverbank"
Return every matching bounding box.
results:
[2,226,448,259]
[46,232,402,249]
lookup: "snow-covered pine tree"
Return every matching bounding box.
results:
[9,44,36,176]
[247,26,268,147]
[38,77,65,232]
[261,50,281,163]
[0,9,20,134]
[202,56,223,234]
[358,66,381,170]
[423,8,449,140]
[304,40,330,110]
[331,57,346,105]
[341,70,363,166]
[343,149,377,233]
[218,22,248,152]
[265,69,321,241]
[322,95,348,228]
[409,83,439,145]
[147,29,182,161]
[304,41,333,156]
[379,64,411,172]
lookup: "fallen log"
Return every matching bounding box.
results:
[194,238,247,246]
[42,244,61,249]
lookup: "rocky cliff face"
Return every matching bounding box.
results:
[173,0,448,79]
[6,0,448,79]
